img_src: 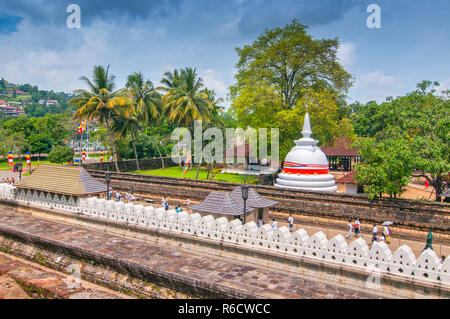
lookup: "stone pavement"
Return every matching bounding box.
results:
[0,252,130,299]
[0,208,382,299]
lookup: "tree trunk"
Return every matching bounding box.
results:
[195,150,204,180]
[153,136,165,169]
[422,173,443,202]
[132,137,140,171]
[105,120,120,172]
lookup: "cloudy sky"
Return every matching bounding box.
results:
[0,0,449,107]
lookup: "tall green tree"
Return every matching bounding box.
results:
[160,67,214,171]
[27,133,53,161]
[112,113,141,170]
[355,137,414,199]
[354,81,449,201]
[126,72,161,123]
[125,72,164,168]
[161,67,214,126]
[230,19,352,111]
[70,65,133,171]
[229,20,354,159]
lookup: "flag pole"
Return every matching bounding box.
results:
[79,122,84,167]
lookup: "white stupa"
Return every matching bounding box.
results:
[275,112,337,192]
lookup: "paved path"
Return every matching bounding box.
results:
[0,208,382,299]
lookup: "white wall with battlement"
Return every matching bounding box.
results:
[2,184,450,286]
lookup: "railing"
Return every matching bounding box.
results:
[1,183,449,286]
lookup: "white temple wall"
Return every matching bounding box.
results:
[1,184,449,286]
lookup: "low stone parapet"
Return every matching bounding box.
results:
[2,183,450,288]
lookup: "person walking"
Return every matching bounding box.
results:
[424,228,433,251]
[257,218,263,228]
[371,224,378,246]
[354,218,361,238]
[271,218,278,231]
[288,214,294,232]
[383,225,392,244]
[346,220,353,239]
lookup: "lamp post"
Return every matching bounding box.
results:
[18,161,23,181]
[105,171,111,200]
[241,184,249,224]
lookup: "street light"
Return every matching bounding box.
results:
[18,161,23,181]
[241,184,249,224]
[105,171,111,200]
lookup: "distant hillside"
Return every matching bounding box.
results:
[0,77,74,118]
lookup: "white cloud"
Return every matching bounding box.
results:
[199,69,231,109]
[349,71,404,103]
[200,69,228,96]
[438,78,450,94]
[0,19,173,93]
[337,42,356,70]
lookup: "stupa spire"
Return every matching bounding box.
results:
[275,108,337,192]
[302,112,312,138]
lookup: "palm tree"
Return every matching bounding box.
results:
[70,65,133,172]
[161,68,214,126]
[158,69,182,93]
[126,72,161,123]
[111,113,141,170]
[160,68,214,174]
[126,72,165,168]
[202,88,225,125]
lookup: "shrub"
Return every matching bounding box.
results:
[48,145,73,164]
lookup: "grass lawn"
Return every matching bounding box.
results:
[132,166,259,184]
[0,160,58,171]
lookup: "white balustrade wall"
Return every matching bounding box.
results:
[2,184,450,286]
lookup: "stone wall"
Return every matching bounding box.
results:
[91,175,450,234]
[82,157,177,172]
[2,183,449,288]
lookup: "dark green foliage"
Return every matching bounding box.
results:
[48,145,73,164]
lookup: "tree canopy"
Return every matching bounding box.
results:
[354,81,449,200]
[229,20,355,158]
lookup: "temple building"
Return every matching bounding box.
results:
[275,112,338,192]
[322,137,360,172]
[190,186,277,223]
[229,186,278,224]
[13,164,107,208]
[190,191,254,222]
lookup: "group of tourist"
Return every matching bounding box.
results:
[161,197,191,212]
[1,177,16,185]
[343,219,394,247]
[114,187,136,203]
[370,223,393,245]
[255,215,294,232]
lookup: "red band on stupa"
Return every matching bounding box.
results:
[283,168,329,175]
